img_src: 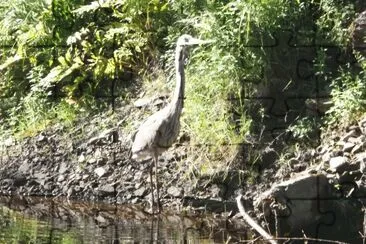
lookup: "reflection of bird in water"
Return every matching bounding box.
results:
[132,34,212,213]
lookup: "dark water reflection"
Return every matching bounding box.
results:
[0,196,248,243]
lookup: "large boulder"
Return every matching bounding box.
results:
[254,173,363,241]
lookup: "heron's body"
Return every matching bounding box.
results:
[131,34,210,213]
[131,105,181,160]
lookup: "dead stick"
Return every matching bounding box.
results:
[236,195,278,244]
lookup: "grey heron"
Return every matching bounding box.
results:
[131,34,212,213]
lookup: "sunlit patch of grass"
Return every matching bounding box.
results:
[180,45,252,177]
[9,97,82,139]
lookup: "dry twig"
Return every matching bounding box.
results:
[236,195,278,244]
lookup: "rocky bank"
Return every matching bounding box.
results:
[1,96,366,242]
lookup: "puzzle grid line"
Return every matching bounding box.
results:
[1,2,365,240]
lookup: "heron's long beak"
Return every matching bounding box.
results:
[188,38,215,45]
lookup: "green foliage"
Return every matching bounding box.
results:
[316,0,355,45]
[0,0,171,135]
[326,67,366,126]
[288,117,318,140]
[0,0,365,179]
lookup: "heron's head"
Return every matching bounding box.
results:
[176,34,213,63]
[176,34,213,47]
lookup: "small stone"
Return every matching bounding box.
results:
[36,134,46,142]
[57,175,65,182]
[99,184,115,196]
[360,160,365,173]
[78,154,86,163]
[43,182,53,191]
[356,152,366,172]
[336,141,345,147]
[167,186,183,197]
[88,158,97,164]
[134,187,147,197]
[347,137,360,144]
[134,97,151,108]
[4,137,14,146]
[18,161,30,173]
[351,141,366,154]
[131,197,139,204]
[329,156,348,173]
[343,142,355,152]
[13,174,27,187]
[94,148,102,158]
[322,152,331,163]
[87,136,100,145]
[341,130,356,142]
[95,215,106,224]
[58,162,68,174]
[94,167,106,177]
[317,146,327,155]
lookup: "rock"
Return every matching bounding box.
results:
[33,172,48,185]
[134,187,147,197]
[100,128,118,143]
[36,134,46,142]
[329,156,348,173]
[321,152,331,163]
[87,136,100,145]
[355,152,366,173]
[13,174,27,187]
[18,161,30,173]
[94,167,106,177]
[255,174,332,232]
[361,160,366,173]
[98,184,115,196]
[3,137,14,147]
[134,97,151,108]
[78,154,86,163]
[343,142,355,152]
[208,184,222,199]
[57,175,65,182]
[351,141,366,154]
[43,182,53,191]
[340,130,357,142]
[95,214,107,224]
[58,162,68,174]
[347,137,360,144]
[167,186,183,197]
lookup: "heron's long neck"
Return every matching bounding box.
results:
[170,46,185,115]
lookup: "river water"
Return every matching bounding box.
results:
[0,196,249,243]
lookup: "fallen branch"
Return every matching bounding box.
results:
[236,195,278,244]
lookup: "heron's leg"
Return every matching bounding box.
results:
[154,154,161,213]
[149,159,155,212]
